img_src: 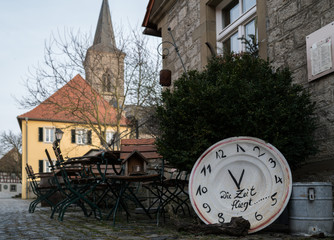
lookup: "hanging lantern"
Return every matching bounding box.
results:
[160,69,171,87]
[55,128,64,142]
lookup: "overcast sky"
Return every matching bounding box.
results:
[0,0,157,135]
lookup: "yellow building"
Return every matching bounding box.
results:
[17,74,129,199]
[17,0,130,199]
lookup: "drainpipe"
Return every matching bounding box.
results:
[25,117,28,199]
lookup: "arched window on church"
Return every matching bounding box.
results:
[102,72,112,92]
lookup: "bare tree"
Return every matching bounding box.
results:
[0,131,22,178]
[124,28,161,138]
[18,26,161,149]
[19,29,90,107]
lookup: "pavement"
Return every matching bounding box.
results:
[0,197,333,240]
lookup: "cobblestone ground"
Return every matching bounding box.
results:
[0,198,332,240]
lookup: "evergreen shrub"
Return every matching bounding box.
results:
[156,53,317,171]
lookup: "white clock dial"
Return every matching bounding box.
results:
[189,137,292,233]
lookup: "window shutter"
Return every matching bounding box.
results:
[87,130,92,145]
[38,127,43,142]
[71,129,76,143]
[39,160,44,173]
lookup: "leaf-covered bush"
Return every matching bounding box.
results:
[156,53,317,171]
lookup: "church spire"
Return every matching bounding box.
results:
[85,0,125,104]
[93,0,116,49]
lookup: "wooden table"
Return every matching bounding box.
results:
[105,173,161,225]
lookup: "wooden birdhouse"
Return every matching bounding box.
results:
[122,150,148,176]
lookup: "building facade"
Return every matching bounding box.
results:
[0,149,21,198]
[143,0,267,83]
[143,0,334,180]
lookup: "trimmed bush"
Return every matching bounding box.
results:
[156,53,317,171]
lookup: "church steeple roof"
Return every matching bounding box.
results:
[90,0,117,52]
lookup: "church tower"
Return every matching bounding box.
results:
[84,0,125,105]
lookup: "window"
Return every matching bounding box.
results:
[76,129,87,145]
[73,129,92,145]
[102,72,112,92]
[222,1,240,28]
[45,160,55,172]
[223,31,239,53]
[10,185,17,192]
[216,0,257,54]
[39,127,55,143]
[39,159,55,173]
[245,19,256,43]
[243,0,256,13]
[106,131,114,145]
[45,127,55,142]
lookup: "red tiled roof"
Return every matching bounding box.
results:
[17,74,128,127]
[120,138,162,160]
[0,148,20,173]
[121,138,155,145]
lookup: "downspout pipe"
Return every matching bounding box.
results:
[25,117,28,198]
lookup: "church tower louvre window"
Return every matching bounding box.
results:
[84,0,125,104]
[102,70,112,92]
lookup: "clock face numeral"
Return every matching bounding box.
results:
[218,213,225,223]
[271,192,278,206]
[200,164,211,176]
[268,158,276,168]
[228,169,245,190]
[237,144,245,153]
[216,149,226,159]
[203,203,211,213]
[253,146,265,157]
[275,175,283,184]
[196,185,208,196]
[255,212,263,221]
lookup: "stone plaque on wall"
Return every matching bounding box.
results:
[306,22,334,82]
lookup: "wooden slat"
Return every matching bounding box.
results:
[120,151,162,160]
[91,164,121,175]
[121,145,157,153]
[105,173,160,182]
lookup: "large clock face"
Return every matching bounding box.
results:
[189,137,292,233]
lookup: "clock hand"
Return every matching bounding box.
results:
[228,169,245,190]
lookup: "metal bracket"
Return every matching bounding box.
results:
[157,27,189,81]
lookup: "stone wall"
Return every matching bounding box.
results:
[160,0,202,84]
[154,0,334,177]
[266,0,334,168]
